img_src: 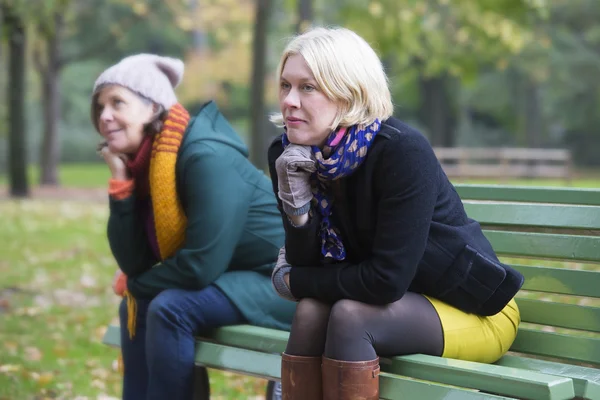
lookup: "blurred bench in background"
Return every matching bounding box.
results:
[434,148,572,183]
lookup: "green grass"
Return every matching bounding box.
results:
[0,163,599,189]
[0,163,111,188]
[0,200,266,399]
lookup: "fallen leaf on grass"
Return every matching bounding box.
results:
[15,307,42,316]
[94,325,108,341]
[35,371,54,386]
[4,341,18,356]
[80,274,98,289]
[52,345,68,357]
[111,359,120,372]
[24,346,43,361]
[91,368,110,380]
[0,364,21,373]
[91,379,106,390]
[0,298,11,313]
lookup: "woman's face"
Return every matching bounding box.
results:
[279,54,339,148]
[96,85,155,155]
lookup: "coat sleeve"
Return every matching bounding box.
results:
[127,146,251,299]
[289,133,440,305]
[267,137,323,267]
[107,196,158,276]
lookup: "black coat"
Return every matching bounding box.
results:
[267,117,524,316]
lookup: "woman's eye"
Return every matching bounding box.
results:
[113,99,124,107]
[302,85,315,92]
[280,82,291,90]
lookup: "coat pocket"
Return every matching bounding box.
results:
[438,244,518,316]
[461,244,507,305]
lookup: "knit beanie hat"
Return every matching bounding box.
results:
[92,54,184,109]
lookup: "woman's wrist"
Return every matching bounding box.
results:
[288,213,309,227]
[111,168,129,181]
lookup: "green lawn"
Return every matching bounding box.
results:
[0,163,111,188]
[0,200,267,399]
[0,163,599,189]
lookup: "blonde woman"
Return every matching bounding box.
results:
[268,27,524,399]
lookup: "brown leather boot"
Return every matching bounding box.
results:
[281,353,323,399]
[322,356,380,400]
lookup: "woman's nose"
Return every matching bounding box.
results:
[283,89,300,109]
[99,107,113,122]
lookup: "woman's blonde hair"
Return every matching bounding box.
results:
[270,27,393,129]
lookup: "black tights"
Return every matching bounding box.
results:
[285,292,444,361]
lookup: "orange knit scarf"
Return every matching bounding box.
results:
[124,103,191,340]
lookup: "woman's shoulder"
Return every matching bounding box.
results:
[373,117,435,158]
[379,117,427,142]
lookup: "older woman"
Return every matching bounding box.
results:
[91,54,295,399]
[268,27,524,400]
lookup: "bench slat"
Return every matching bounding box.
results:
[378,373,517,400]
[386,354,575,400]
[495,354,600,400]
[512,328,600,365]
[197,341,518,400]
[455,185,600,206]
[464,202,600,230]
[206,326,577,400]
[102,324,120,348]
[484,230,600,262]
[195,341,281,380]
[515,265,600,298]
[517,298,600,332]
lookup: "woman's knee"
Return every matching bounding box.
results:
[294,298,332,325]
[328,299,368,334]
[147,289,182,327]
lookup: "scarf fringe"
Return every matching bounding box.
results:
[124,290,137,340]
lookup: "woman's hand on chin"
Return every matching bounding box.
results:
[99,144,129,180]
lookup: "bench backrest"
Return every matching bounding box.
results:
[435,148,572,180]
[456,184,600,366]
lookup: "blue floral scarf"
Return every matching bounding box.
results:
[282,119,381,260]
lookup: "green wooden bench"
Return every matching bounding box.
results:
[103,184,600,399]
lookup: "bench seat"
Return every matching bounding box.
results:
[102,184,600,399]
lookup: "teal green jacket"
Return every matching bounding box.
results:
[107,101,295,331]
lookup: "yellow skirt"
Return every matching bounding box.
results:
[424,296,520,363]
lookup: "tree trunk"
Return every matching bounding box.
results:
[418,74,456,147]
[189,0,206,53]
[39,13,63,186]
[5,7,29,197]
[296,0,312,33]
[249,0,272,170]
[524,78,542,148]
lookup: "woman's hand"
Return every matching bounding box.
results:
[271,247,297,302]
[112,269,128,296]
[275,144,316,218]
[99,144,129,180]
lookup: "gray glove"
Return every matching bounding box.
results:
[275,144,316,216]
[271,246,297,302]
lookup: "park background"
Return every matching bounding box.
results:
[1,0,599,399]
